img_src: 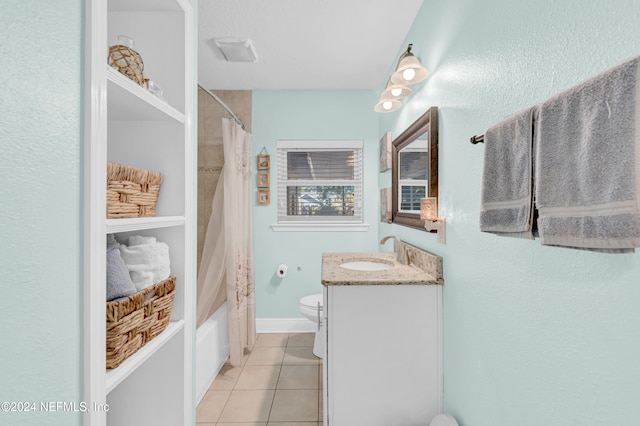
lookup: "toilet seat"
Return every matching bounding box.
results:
[300,293,323,309]
[430,414,458,426]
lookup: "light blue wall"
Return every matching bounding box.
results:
[379,0,640,424]
[252,90,380,318]
[1,1,199,425]
[0,1,83,425]
[11,0,632,423]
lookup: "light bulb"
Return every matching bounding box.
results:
[383,101,393,110]
[402,68,416,81]
[391,88,402,97]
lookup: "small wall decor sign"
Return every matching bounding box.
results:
[257,147,271,204]
[258,189,270,205]
[379,131,392,172]
[257,171,270,188]
[257,154,270,170]
[380,187,391,223]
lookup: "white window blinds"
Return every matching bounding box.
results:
[277,140,363,223]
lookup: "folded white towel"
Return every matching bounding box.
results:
[128,235,157,246]
[480,106,537,239]
[119,236,171,291]
[535,56,640,252]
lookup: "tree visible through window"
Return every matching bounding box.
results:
[286,186,355,216]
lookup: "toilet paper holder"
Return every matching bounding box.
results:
[277,264,288,278]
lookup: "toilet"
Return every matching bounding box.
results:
[430,414,458,426]
[299,293,324,358]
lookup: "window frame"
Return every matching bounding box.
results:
[272,140,369,232]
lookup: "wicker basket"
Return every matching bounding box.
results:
[107,162,162,219]
[106,275,176,369]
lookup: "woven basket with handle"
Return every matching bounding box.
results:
[106,275,176,369]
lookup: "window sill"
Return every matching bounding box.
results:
[271,223,370,232]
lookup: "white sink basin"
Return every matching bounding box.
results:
[340,260,393,271]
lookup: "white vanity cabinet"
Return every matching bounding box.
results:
[323,284,443,425]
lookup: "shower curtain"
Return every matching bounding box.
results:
[196,117,256,366]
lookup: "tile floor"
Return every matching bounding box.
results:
[196,332,323,426]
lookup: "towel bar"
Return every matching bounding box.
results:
[470,134,484,144]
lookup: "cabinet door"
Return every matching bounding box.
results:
[326,285,442,426]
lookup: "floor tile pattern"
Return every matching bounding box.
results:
[196,333,322,426]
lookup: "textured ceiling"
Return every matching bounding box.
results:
[198,0,424,90]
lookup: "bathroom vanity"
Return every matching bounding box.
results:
[321,248,443,426]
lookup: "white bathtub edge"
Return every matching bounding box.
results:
[196,303,230,405]
[256,318,316,333]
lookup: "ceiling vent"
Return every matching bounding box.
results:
[212,37,258,63]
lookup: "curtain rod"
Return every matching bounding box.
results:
[197,83,246,130]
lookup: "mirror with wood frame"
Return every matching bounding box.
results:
[391,106,438,229]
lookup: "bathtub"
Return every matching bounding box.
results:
[195,302,229,404]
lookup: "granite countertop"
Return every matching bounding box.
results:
[321,252,442,286]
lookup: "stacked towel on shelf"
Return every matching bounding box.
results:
[106,234,137,302]
[480,106,537,239]
[119,235,171,291]
[535,56,640,252]
[128,235,156,246]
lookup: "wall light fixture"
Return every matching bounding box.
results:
[391,44,428,86]
[382,78,412,100]
[375,44,428,113]
[374,94,402,113]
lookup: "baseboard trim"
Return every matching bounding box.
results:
[256,318,316,333]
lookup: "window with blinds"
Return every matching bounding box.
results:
[277,140,363,224]
[398,139,428,213]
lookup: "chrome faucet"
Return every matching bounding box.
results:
[379,235,408,264]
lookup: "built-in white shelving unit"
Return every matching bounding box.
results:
[106,216,186,233]
[105,321,185,394]
[84,0,194,424]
